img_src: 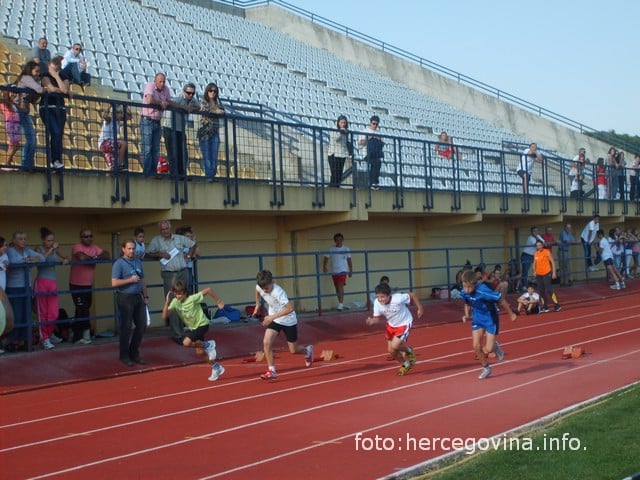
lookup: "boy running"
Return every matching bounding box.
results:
[254,270,313,381]
[461,270,517,379]
[162,280,225,381]
[366,283,423,376]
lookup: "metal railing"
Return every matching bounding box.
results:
[2,87,639,215]
[6,240,631,352]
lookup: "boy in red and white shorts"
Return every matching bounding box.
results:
[366,283,423,376]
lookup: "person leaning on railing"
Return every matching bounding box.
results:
[327,114,351,187]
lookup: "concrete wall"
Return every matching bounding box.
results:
[245,5,614,160]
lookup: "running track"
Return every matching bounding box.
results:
[1,291,639,479]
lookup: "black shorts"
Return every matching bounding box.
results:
[184,324,209,342]
[267,322,298,343]
[603,258,614,267]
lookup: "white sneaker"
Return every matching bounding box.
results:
[305,345,314,367]
[620,282,626,289]
[610,283,621,290]
[208,363,225,381]
[75,338,92,345]
[478,365,492,379]
[50,334,63,344]
[588,266,598,272]
[205,340,217,361]
[42,338,54,350]
[494,342,505,361]
[337,303,344,311]
[52,160,64,169]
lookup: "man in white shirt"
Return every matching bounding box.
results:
[61,43,91,86]
[580,215,600,272]
[323,233,353,311]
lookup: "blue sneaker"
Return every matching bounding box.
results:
[205,340,217,361]
[494,342,505,361]
[208,363,225,381]
[478,365,492,379]
[305,345,314,367]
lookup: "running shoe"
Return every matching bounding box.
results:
[494,342,505,361]
[397,362,413,376]
[204,340,217,361]
[539,307,550,313]
[620,282,627,289]
[478,365,492,379]
[208,363,225,382]
[42,338,54,350]
[261,370,277,381]
[405,347,416,366]
[554,305,562,312]
[610,283,621,290]
[50,334,63,344]
[305,345,314,367]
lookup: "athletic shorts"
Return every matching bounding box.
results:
[267,322,298,343]
[385,323,411,342]
[99,139,116,169]
[184,324,209,342]
[332,273,347,287]
[471,318,497,336]
[603,258,614,267]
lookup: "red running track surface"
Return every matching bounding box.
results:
[1,289,639,479]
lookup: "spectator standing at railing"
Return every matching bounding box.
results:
[558,223,577,286]
[323,233,353,311]
[518,143,543,196]
[1,88,21,169]
[163,82,200,179]
[4,231,44,352]
[569,148,589,198]
[595,157,608,199]
[198,82,225,182]
[133,227,146,260]
[98,107,130,171]
[580,214,600,272]
[435,131,458,160]
[630,154,640,201]
[15,61,44,172]
[141,73,172,178]
[327,115,352,187]
[69,228,110,345]
[111,238,149,367]
[517,226,543,292]
[39,56,69,170]
[0,236,8,291]
[61,43,91,87]
[358,115,384,190]
[34,227,68,350]
[147,220,197,343]
[607,147,626,200]
[31,37,51,73]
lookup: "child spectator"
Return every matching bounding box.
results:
[517,285,541,315]
[162,280,225,381]
[460,270,516,379]
[595,157,608,199]
[254,269,313,381]
[1,88,21,168]
[98,108,129,171]
[133,227,145,260]
[366,282,423,376]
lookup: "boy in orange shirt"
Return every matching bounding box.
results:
[533,240,561,312]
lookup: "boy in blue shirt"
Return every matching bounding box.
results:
[460,270,516,379]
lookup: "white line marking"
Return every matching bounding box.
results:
[18,330,640,479]
[3,305,636,430]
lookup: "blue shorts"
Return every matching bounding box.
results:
[471,318,497,335]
